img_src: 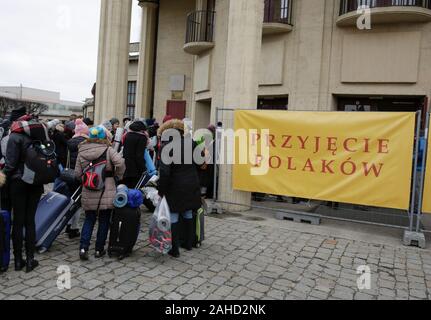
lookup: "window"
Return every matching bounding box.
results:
[127,81,136,119]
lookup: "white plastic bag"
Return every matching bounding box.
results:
[149,197,172,254]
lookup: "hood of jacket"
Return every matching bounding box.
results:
[78,139,111,161]
[157,119,184,137]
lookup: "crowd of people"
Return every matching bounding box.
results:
[0,106,215,273]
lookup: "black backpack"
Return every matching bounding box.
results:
[21,140,59,185]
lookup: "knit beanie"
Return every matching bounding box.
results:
[73,119,89,138]
[163,115,173,124]
[129,119,147,133]
[89,126,107,140]
[9,106,27,122]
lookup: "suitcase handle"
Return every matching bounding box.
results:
[135,171,148,189]
[70,186,82,203]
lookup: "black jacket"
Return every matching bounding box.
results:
[123,132,148,179]
[158,136,202,213]
[4,132,32,181]
[67,136,86,170]
[52,130,68,168]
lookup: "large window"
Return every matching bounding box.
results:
[127,81,136,119]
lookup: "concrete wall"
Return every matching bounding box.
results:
[148,0,431,124]
[153,0,195,123]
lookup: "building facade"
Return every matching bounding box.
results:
[0,86,82,121]
[96,0,431,209]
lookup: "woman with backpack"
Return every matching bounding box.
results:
[75,126,125,261]
[3,113,50,273]
[157,119,203,258]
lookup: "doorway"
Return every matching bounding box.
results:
[166,100,186,120]
[194,100,212,130]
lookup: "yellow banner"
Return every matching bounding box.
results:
[422,129,431,213]
[233,111,416,210]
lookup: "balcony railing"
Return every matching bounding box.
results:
[264,0,293,25]
[185,10,215,45]
[340,0,431,15]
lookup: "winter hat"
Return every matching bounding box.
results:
[110,118,120,126]
[9,106,27,122]
[89,126,107,140]
[163,115,173,123]
[129,119,147,132]
[73,119,89,138]
[65,120,75,132]
[123,116,131,124]
[83,118,94,126]
[146,118,156,127]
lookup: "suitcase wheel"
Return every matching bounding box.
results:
[38,247,48,254]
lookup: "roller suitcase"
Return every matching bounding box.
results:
[35,188,81,253]
[0,210,11,272]
[108,206,141,260]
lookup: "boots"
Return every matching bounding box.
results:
[14,254,25,271]
[168,223,180,258]
[25,251,39,273]
[25,258,39,273]
[182,218,194,251]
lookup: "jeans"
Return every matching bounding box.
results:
[80,210,112,252]
[10,180,43,257]
[170,210,193,224]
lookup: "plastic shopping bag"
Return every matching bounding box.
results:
[149,197,172,254]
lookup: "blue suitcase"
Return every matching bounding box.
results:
[35,188,81,253]
[0,210,11,272]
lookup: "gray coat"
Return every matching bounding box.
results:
[75,139,125,212]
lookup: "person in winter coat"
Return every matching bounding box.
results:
[158,119,203,258]
[3,115,45,273]
[122,119,148,188]
[52,124,69,168]
[75,126,125,261]
[63,119,89,239]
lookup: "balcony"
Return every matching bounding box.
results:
[183,10,215,55]
[263,0,293,35]
[337,0,431,26]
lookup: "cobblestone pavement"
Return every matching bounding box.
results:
[1,212,431,300]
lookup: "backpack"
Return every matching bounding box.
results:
[21,140,59,185]
[81,149,108,191]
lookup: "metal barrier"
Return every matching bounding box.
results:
[210,107,427,248]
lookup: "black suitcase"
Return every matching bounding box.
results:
[108,207,141,260]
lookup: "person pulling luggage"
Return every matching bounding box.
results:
[75,126,125,261]
[64,118,90,239]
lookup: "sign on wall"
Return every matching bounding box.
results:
[233,110,416,210]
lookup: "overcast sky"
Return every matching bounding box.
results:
[0,0,141,102]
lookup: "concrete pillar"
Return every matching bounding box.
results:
[135,0,158,119]
[217,0,264,211]
[95,0,132,124]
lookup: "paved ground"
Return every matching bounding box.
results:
[0,209,431,300]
